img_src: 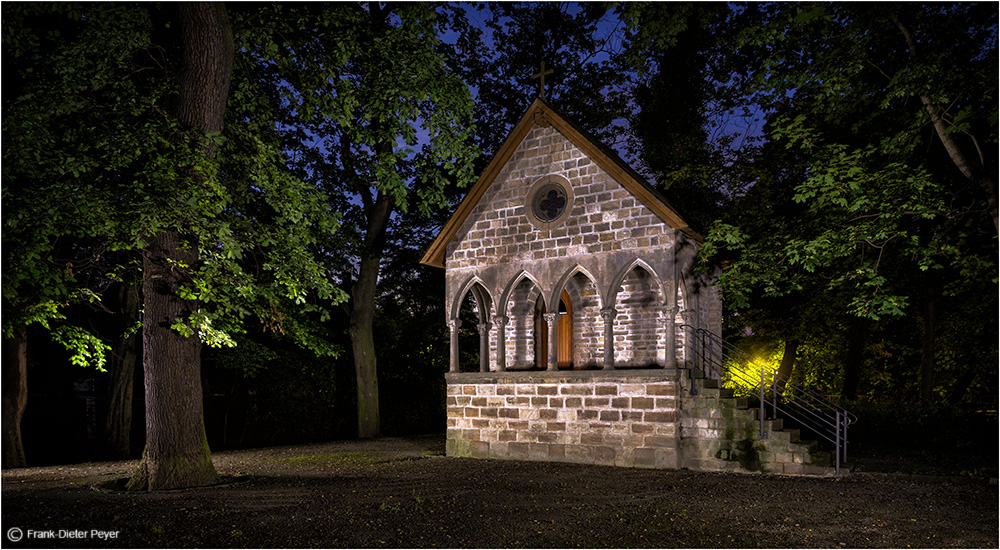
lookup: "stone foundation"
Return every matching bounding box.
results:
[446,370,680,468]
[446,370,841,477]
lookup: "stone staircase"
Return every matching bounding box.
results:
[679,376,844,477]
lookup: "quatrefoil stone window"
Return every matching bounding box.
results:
[525,175,574,229]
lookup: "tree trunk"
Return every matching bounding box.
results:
[2,325,28,468]
[773,339,799,396]
[350,191,394,439]
[350,305,381,439]
[919,272,938,402]
[104,284,140,459]
[128,231,218,491]
[346,3,396,440]
[841,317,869,401]
[127,3,233,491]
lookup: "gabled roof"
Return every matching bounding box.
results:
[419,99,702,269]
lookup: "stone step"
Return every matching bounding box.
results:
[768,427,800,444]
[804,449,832,467]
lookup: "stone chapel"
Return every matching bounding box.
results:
[420,99,840,476]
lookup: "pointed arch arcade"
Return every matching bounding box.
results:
[448,277,494,373]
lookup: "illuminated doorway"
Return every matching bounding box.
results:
[534,290,574,369]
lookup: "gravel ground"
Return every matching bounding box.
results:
[2,434,997,548]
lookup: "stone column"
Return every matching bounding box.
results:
[477,322,492,373]
[601,307,617,370]
[447,319,461,373]
[665,306,680,369]
[543,312,558,371]
[494,315,508,372]
[680,309,697,371]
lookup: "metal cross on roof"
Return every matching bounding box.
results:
[531,61,554,99]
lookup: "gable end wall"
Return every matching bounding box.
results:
[445,124,674,271]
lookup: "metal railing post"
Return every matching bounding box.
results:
[835,410,842,475]
[700,332,706,378]
[843,420,848,464]
[759,364,766,437]
[772,371,777,414]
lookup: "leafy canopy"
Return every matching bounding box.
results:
[2,3,349,362]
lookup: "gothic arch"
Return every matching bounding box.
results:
[451,275,494,323]
[550,264,603,312]
[497,271,549,370]
[498,270,546,318]
[608,260,667,368]
[606,258,666,308]
[553,265,604,369]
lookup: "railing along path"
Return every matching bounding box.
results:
[680,325,856,474]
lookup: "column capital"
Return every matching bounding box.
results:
[494,315,508,327]
[542,312,558,323]
[447,318,462,331]
[476,322,493,335]
[600,307,618,321]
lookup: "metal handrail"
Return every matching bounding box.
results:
[681,325,855,474]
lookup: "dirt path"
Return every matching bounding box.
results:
[2,435,996,548]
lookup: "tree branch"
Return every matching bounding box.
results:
[893,14,998,233]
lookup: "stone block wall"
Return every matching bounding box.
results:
[446,371,842,477]
[614,268,665,366]
[445,125,676,272]
[446,371,681,468]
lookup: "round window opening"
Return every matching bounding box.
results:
[532,183,568,222]
[525,175,574,229]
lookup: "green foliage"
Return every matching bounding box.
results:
[701,3,996,319]
[3,3,348,362]
[3,4,170,345]
[232,3,480,437]
[683,3,998,405]
[453,3,631,165]
[238,3,479,219]
[49,324,111,371]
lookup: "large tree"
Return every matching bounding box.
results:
[126,3,235,491]
[3,3,154,468]
[4,3,345,483]
[697,3,997,401]
[613,3,996,403]
[237,3,478,438]
[620,2,742,231]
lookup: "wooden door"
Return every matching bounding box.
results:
[557,290,573,368]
